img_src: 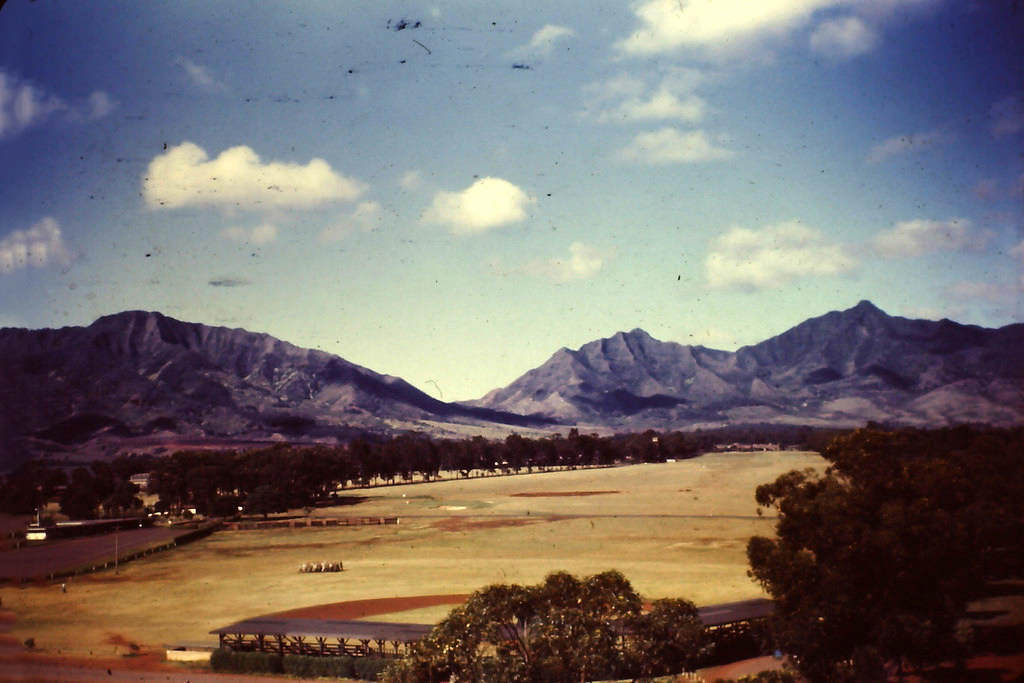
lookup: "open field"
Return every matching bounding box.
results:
[0,451,826,658]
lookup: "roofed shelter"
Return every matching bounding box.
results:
[210,618,433,658]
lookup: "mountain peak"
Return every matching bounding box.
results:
[850,300,883,315]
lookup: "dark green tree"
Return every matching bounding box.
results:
[747,426,1024,682]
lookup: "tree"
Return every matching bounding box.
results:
[386,570,705,683]
[747,426,1024,682]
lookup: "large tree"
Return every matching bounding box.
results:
[384,570,704,683]
[747,426,1024,681]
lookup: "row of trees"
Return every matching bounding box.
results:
[147,429,703,518]
[748,425,1024,681]
[0,457,145,520]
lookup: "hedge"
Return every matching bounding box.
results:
[209,648,388,680]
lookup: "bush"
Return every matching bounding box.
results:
[282,654,356,678]
[209,648,283,674]
[353,655,389,681]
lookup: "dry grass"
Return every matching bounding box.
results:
[0,451,825,657]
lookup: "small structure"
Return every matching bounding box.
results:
[210,619,432,658]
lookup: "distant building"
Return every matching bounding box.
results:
[129,472,151,491]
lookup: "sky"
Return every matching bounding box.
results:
[1,0,1022,401]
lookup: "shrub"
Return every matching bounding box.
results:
[209,649,283,674]
[353,655,389,681]
[282,654,356,678]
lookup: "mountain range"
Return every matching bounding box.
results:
[473,300,1024,429]
[1,301,1022,466]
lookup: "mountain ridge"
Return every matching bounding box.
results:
[471,300,1024,428]
[2,301,1022,466]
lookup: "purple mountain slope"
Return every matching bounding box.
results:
[0,311,544,464]
[471,301,1024,428]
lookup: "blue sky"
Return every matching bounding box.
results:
[1,0,1022,400]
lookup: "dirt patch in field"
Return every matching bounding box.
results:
[268,594,469,620]
[511,490,620,498]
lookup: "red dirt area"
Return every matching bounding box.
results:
[511,490,620,497]
[266,594,470,620]
[431,517,541,532]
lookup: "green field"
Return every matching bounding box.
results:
[1,450,826,657]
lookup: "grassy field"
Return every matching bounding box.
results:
[0,450,826,657]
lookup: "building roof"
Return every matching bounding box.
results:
[210,619,433,642]
[697,598,773,626]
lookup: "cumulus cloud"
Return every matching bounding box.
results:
[175,56,226,91]
[616,0,836,56]
[991,93,1024,138]
[0,217,74,274]
[510,24,575,57]
[320,201,383,241]
[705,221,858,290]
[143,142,367,210]
[618,127,732,164]
[809,16,879,59]
[221,223,278,245]
[871,218,990,258]
[866,129,949,163]
[422,177,532,234]
[529,242,610,282]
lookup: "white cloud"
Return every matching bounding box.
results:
[866,129,949,163]
[511,24,575,57]
[0,70,65,138]
[221,223,278,245]
[617,0,837,56]
[530,242,609,282]
[705,221,858,290]
[0,217,74,274]
[320,201,383,241]
[809,16,879,59]
[399,170,423,190]
[143,142,367,210]
[422,177,532,234]
[991,93,1024,138]
[86,91,117,120]
[871,218,990,258]
[617,127,732,164]
[0,70,116,139]
[175,57,225,91]
[598,89,706,124]
[584,68,707,124]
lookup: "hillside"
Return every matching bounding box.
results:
[471,301,1024,428]
[0,311,543,466]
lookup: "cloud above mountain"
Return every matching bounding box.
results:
[142,142,367,210]
[422,177,532,234]
[0,217,74,274]
[705,221,858,289]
